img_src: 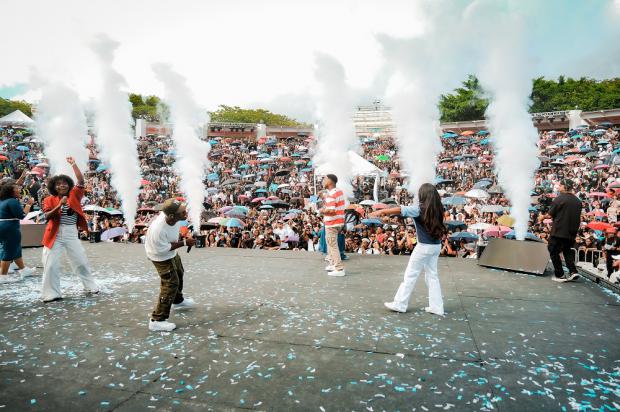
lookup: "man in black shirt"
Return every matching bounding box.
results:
[546,179,582,282]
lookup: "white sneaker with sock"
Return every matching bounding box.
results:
[149,319,177,332]
[172,297,196,310]
[325,265,335,272]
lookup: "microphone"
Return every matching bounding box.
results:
[186,225,194,253]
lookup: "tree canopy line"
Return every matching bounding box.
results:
[1,75,619,124]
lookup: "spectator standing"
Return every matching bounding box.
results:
[320,174,346,277]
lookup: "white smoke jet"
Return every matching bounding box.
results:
[378,0,471,194]
[90,34,141,231]
[312,52,358,198]
[467,1,540,240]
[34,80,89,176]
[152,63,210,228]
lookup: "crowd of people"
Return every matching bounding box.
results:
[1,119,619,282]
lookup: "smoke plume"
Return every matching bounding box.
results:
[467,1,539,240]
[34,79,89,176]
[152,63,210,228]
[90,34,141,230]
[312,52,358,198]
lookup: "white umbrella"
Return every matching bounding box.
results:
[469,222,492,231]
[480,205,505,213]
[254,181,267,187]
[360,199,377,206]
[83,205,108,213]
[24,210,43,221]
[465,189,490,199]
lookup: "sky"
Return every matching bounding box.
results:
[1,0,619,122]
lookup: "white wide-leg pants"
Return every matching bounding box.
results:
[41,225,98,301]
[392,243,443,314]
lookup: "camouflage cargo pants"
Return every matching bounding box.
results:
[150,254,185,321]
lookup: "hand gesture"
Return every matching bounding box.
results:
[185,238,196,247]
[66,157,76,166]
[368,211,382,218]
[27,197,35,206]
[60,196,68,205]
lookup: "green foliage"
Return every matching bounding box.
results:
[209,105,307,127]
[128,93,168,122]
[0,98,33,118]
[530,76,620,112]
[438,75,488,122]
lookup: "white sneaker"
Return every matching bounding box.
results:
[172,298,196,310]
[0,274,22,284]
[424,307,445,317]
[149,319,177,332]
[328,269,345,277]
[17,267,37,278]
[325,265,335,272]
[384,301,406,313]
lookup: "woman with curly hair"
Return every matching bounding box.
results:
[41,157,99,302]
[0,178,36,282]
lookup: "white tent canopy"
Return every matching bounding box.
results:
[0,110,34,126]
[315,150,386,177]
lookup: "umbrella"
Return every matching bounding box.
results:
[264,200,289,209]
[465,189,490,199]
[588,192,610,198]
[362,218,383,226]
[504,231,541,241]
[16,145,29,151]
[483,225,512,237]
[360,199,377,206]
[221,178,240,186]
[460,130,475,136]
[442,196,468,206]
[208,217,226,224]
[486,185,503,195]
[0,155,8,161]
[83,205,109,213]
[441,132,458,139]
[446,220,467,230]
[251,197,266,203]
[259,205,274,210]
[255,188,268,194]
[101,227,127,241]
[497,215,515,227]
[587,221,613,231]
[226,218,245,229]
[275,169,291,177]
[449,232,478,242]
[380,198,398,204]
[36,162,49,168]
[254,181,267,187]
[105,208,123,216]
[219,206,234,213]
[473,180,492,189]
[480,205,505,213]
[469,222,492,231]
[375,154,390,161]
[24,210,43,221]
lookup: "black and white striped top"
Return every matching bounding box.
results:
[60,205,78,226]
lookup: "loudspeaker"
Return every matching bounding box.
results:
[478,237,550,275]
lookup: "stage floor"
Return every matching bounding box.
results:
[1,244,619,411]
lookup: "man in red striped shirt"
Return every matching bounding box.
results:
[321,174,346,277]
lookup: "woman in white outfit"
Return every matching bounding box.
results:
[370,183,447,316]
[41,157,99,302]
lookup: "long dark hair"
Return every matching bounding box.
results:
[418,183,446,240]
[0,183,18,200]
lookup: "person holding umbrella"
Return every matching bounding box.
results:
[41,157,99,302]
[370,183,447,316]
[145,198,196,332]
[545,179,582,282]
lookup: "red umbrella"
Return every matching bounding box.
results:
[140,179,151,185]
[588,192,610,198]
[586,210,607,217]
[251,197,266,203]
[587,222,613,231]
[0,155,8,161]
[279,157,292,163]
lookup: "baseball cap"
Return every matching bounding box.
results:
[161,198,187,217]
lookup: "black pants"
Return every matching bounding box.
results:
[547,236,577,277]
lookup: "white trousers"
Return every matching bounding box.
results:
[41,225,98,300]
[392,243,443,314]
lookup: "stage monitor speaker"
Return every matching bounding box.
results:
[478,237,550,275]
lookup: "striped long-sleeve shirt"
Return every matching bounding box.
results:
[324,188,345,227]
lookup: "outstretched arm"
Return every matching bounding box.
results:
[66,157,84,186]
[369,207,402,218]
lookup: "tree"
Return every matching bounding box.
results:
[0,98,33,118]
[530,76,620,112]
[209,105,308,127]
[128,93,168,122]
[438,75,489,122]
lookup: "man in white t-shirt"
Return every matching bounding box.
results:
[145,198,196,332]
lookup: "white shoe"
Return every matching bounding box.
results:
[0,274,22,284]
[17,267,36,278]
[149,319,177,332]
[328,269,345,277]
[8,262,18,274]
[384,301,406,313]
[172,298,196,310]
[424,307,445,317]
[325,265,335,272]
[324,256,330,262]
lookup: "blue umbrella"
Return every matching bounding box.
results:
[301,167,313,172]
[449,232,478,242]
[16,145,29,151]
[239,164,250,169]
[209,140,218,145]
[473,180,492,189]
[362,218,383,226]
[479,138,490,145]
[96,164,107,172]
[446,220,467,230]
[207,173,219,181]
[477,130,489,135]
[442,196,468,206]
[504,231,541,242]
[255,188,268,193]
[226,218,245,228]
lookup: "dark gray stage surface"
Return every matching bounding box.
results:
[1,244,618,411]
